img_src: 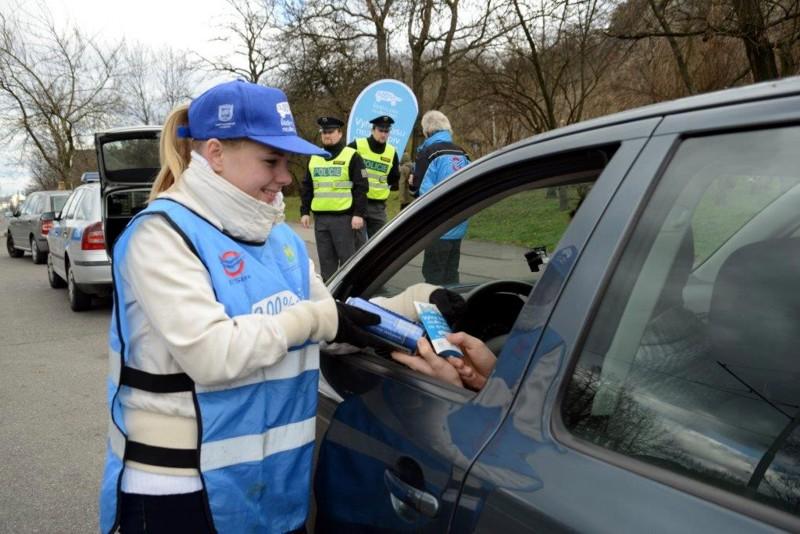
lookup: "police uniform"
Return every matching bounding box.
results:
[301,116,369,280]
[348,115,400,242]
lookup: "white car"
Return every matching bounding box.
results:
[47,176,111,311]
[375,90,401,106]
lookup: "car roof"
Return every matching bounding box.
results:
[492,76,800,157]
[95,125,161,136]
[33,190,70,196]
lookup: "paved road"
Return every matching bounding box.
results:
[0,224,324,533]
[0,221,526,532]
[0,244,109,533]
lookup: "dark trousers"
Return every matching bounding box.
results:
[119,491,308,533]
[422,239,462,286]
[119,491,213,533]
[314,213,363,281]
[363,201,388,240]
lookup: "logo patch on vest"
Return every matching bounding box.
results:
[451,155,467,171]
[333,160,346,165]
[252,290,300,315]
[380,156,391,162]
[283,244,296,264]
[220,251,245,278]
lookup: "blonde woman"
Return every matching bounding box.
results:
[99,80,383,534]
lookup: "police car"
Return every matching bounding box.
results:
[46,172,112,311]
[312,78,800,532]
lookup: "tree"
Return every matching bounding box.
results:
[199,0,283,84]
[120,43,198,125]
[0,3,123,189]
[608,0,800,86]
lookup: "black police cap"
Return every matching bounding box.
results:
[317,116,344,128]
[369,115,395,127]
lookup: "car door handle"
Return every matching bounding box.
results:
[383,468,439,518]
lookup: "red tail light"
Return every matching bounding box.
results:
[40,219,53,235]
[81,222,105,250]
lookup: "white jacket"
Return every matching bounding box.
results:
[117,153,338,476]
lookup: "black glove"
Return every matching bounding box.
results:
[429,288,467,328]
[333,301,392,350]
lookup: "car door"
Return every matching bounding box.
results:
[313,118,660,532]
[62,189,85,256]
[48,191,78,275]
[11,195,35,249]
[8,196,27,246]
[451,93,800,532]
[95,127,161,255]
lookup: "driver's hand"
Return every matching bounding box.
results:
[391,338,463,388]
[445,332,496,390]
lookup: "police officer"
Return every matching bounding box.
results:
[301,116,369,280]
[348,115,400,241]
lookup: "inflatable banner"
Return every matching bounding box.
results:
[346,79,418,158]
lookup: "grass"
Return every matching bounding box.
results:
[284,187,581,252]
[692,177,794,265]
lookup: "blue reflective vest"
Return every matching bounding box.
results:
[99,199,318,534]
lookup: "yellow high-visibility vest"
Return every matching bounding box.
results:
[355,138,394,201]
[308,147,356,211]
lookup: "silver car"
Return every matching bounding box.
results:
[6,190,70,263]
[47,178,112,311]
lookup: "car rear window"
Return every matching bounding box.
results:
[101,137,160,183]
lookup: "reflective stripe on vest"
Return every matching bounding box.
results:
[309,147,356,211]
[99,198,316,534]
[356,138,394,200]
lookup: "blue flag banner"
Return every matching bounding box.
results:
[347,79,418,158]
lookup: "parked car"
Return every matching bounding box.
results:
[46,174,111,311]
[311,77,800,533]
[94,126,161,257]
[97,79,800,532]
[6,190,69,263]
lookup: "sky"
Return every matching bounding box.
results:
[0,0,236,196]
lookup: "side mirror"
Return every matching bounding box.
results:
[11,208,20,217]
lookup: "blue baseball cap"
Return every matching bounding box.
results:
[183,80,327,156]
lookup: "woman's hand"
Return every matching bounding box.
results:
[391,337,463,388]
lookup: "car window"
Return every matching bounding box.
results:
[63,190,83,220]
[51,195,68,213]
[75,188,99,221]
[561,126,800,517]
[59,192,77,219]
[377,185,589,297]
[21,196,35,215]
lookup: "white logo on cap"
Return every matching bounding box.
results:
[276,102,292,119]
[375,90,401,106]
[218,104,234,122]
[276,101,296,133]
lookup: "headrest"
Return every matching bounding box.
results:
[709,237,800,403]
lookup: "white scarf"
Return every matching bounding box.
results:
[167,151,286,243]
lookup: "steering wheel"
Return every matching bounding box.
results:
[457,280,534,354]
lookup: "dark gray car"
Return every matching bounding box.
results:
[6,190,70,263]
[313,77,800,533]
